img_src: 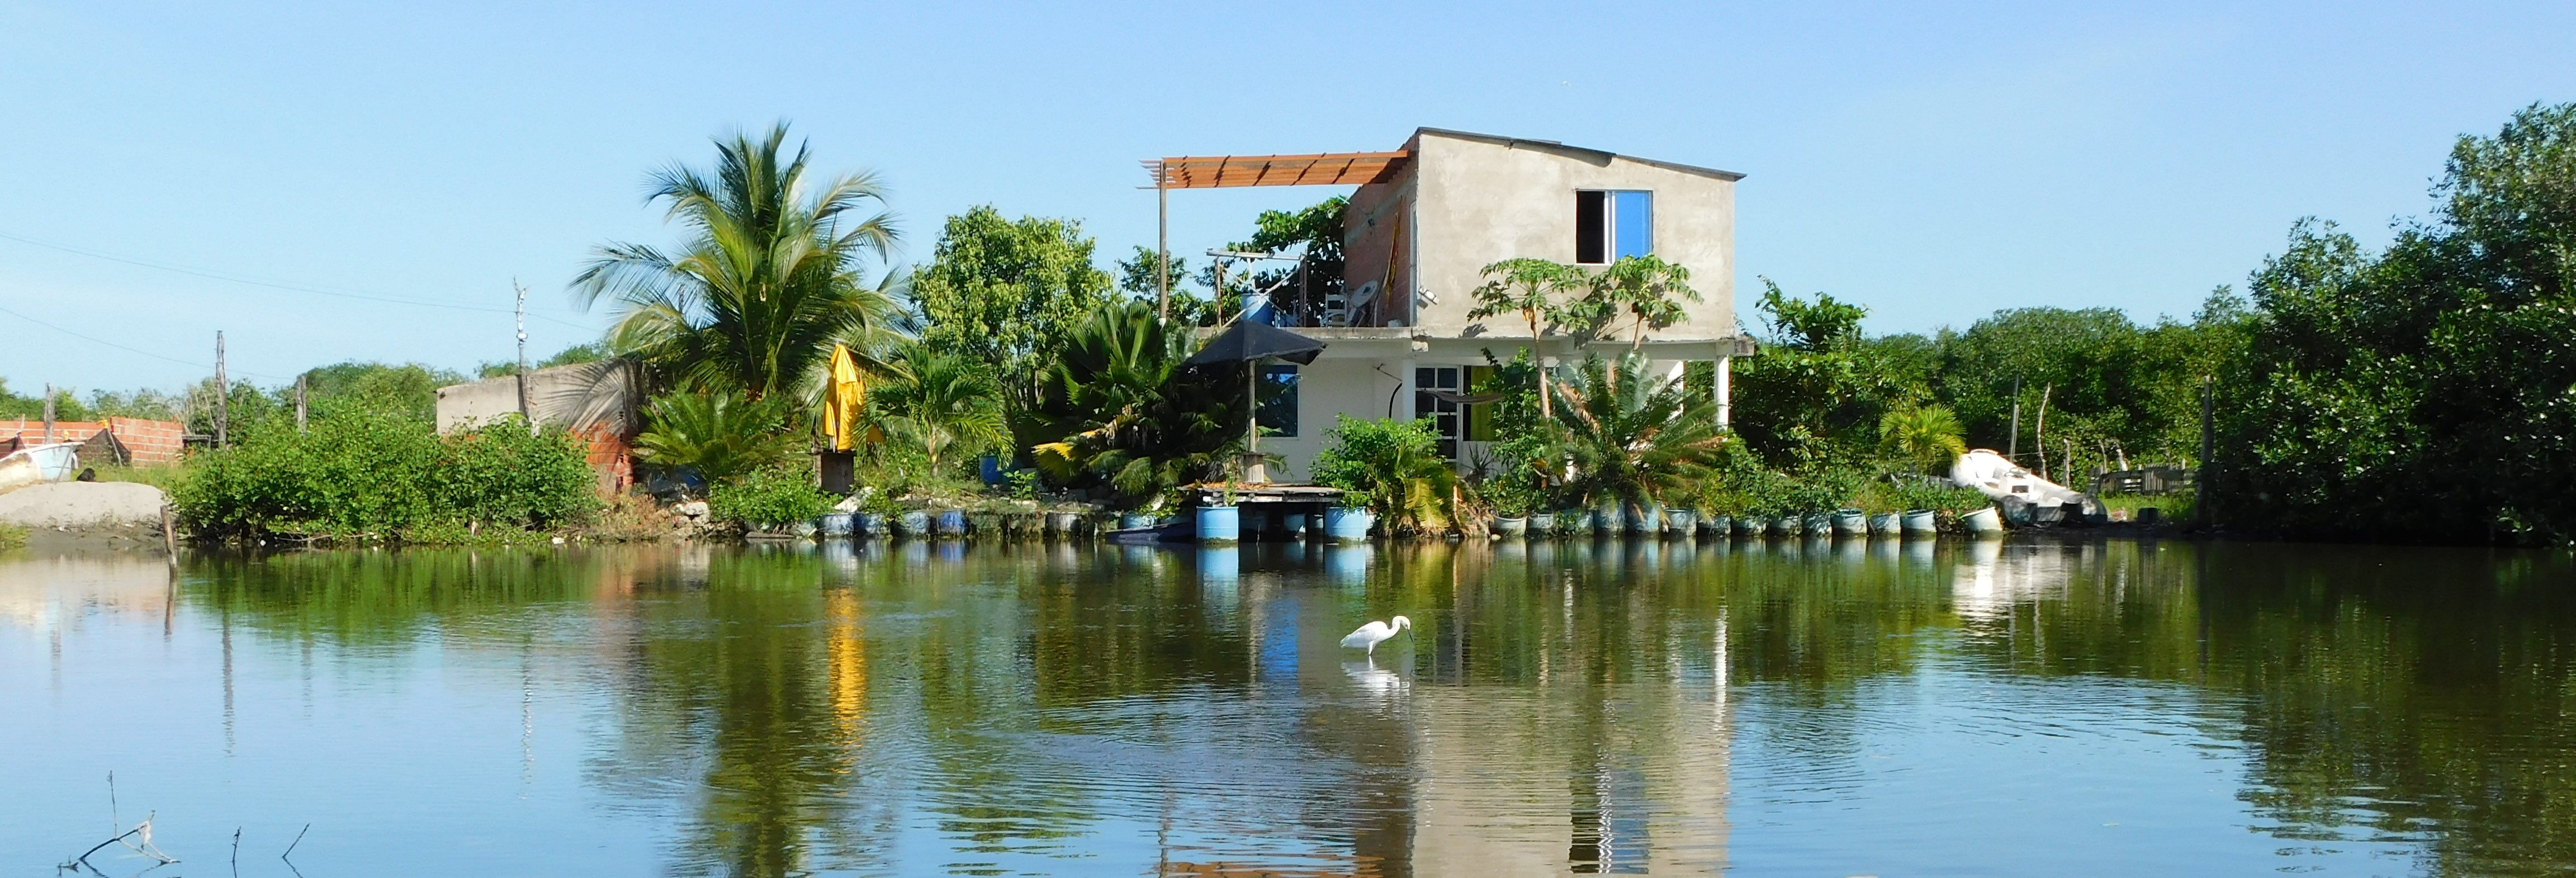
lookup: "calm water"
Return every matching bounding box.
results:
[6,537,2575,877]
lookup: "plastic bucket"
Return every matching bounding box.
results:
[854,512,884,537]
[1831,509,1868,537]
[1119,512,1157,530]
[1324,507,1375,543]
[1771,515,1800,537]
[1868,512,1900,535]
[817,512,854,537]
[1804,512,1834,535]
[1963,506,2004,534]
[1195,505,1242,544]
[1493,516,1528,536]
[1046,511,1081,535]
[1527,512,1556,535]
[934,510,968,537]
[1901,509,1939,534]
[1664,509,1697,535]
[895,511,931,537]
[1701,513,1729,537]
[1623,503,1660,535]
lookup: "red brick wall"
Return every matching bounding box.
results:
[0,418,186,465]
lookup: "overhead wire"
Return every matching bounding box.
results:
[0,300,290,381]
[0,229,596,330]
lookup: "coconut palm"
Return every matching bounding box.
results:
[1879,403,1968,476]
[869,340,1008,471]
[1549,352,1727,508]
[573,123,903,406]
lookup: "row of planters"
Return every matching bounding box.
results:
[1489,504,2001,538]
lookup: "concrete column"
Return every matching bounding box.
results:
[1398,358,1418,421]
[1714,355,1732,430]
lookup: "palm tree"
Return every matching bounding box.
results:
[1549,353,1726,510]
[869,340,1008,471]
[1469,258,1583,420]
[1594,255,1699,352]
[631,390,803,484]
[573,123,903,406]
[1879,403,1967,476]
[1027,300,1241,501]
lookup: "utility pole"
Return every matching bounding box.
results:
[213,331,228,448]
[1211,258,1227,323]
[1156,170,1170,321]
[514,281,532,432]
[295,374,309,434]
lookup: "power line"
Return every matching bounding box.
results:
[0,300,288,381]
[0,229,596,330]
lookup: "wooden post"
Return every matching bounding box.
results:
[213,331,228,448]
[160,503,177,562]
[2006,376,2023,462]
[41,383,53,444]
[1156,172,1169,321]
[2197,374,2215,526]
[514,281,532,432]
[1211,258,1227,323]
[2033,383,2052,481]
[294,374,309,434]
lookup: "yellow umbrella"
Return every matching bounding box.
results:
[822,343,867,452]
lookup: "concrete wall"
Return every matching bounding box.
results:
[1257,357,1403,481]
[434,360,639,435]
[1343,168,1417,328]
[1396,129,1738,342]
[0,418,186,465]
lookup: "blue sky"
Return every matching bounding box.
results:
[2,1,2570,393]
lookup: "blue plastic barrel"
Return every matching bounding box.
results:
[1324,506,1375,543]
[1195,505,1241,544]
[934,509,968,537]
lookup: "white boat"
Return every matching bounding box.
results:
[0,442,82,491]
[1950,449,2100,524]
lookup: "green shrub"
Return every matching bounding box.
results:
[0,521,25,550]
[174,411,598,541]
[1310,415,1457,531]
[708,466,834,531]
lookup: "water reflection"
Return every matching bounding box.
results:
[6,539,2576,876]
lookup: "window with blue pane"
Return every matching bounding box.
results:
[1574,190,1653,264]
[1257,365,1299,438]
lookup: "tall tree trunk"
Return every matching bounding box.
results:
[1529,311,1552,421]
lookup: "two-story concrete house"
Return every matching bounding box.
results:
[1151,127,1754,480]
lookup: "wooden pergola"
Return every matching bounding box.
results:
[1140,150,1412,318]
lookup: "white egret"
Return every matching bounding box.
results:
[1339,615,1412,654]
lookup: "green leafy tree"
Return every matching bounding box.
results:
[1469,258,1584,419]
[574,122,902,405]
[1592,254,1700,352]
[910,206,1115,409]
[2209,103,2576,543]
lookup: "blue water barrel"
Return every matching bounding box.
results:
[934,509,968,537]
[1323,506,1375,543]
[896,510,930,537]
[1901,509,1939,534]
[854,512,884,538]
[817,512,854,537]
[1195,505,1242,544]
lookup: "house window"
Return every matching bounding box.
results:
[1258,365,1300,438]
[1414,366,1462,459]
[1575,190,1654,264]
